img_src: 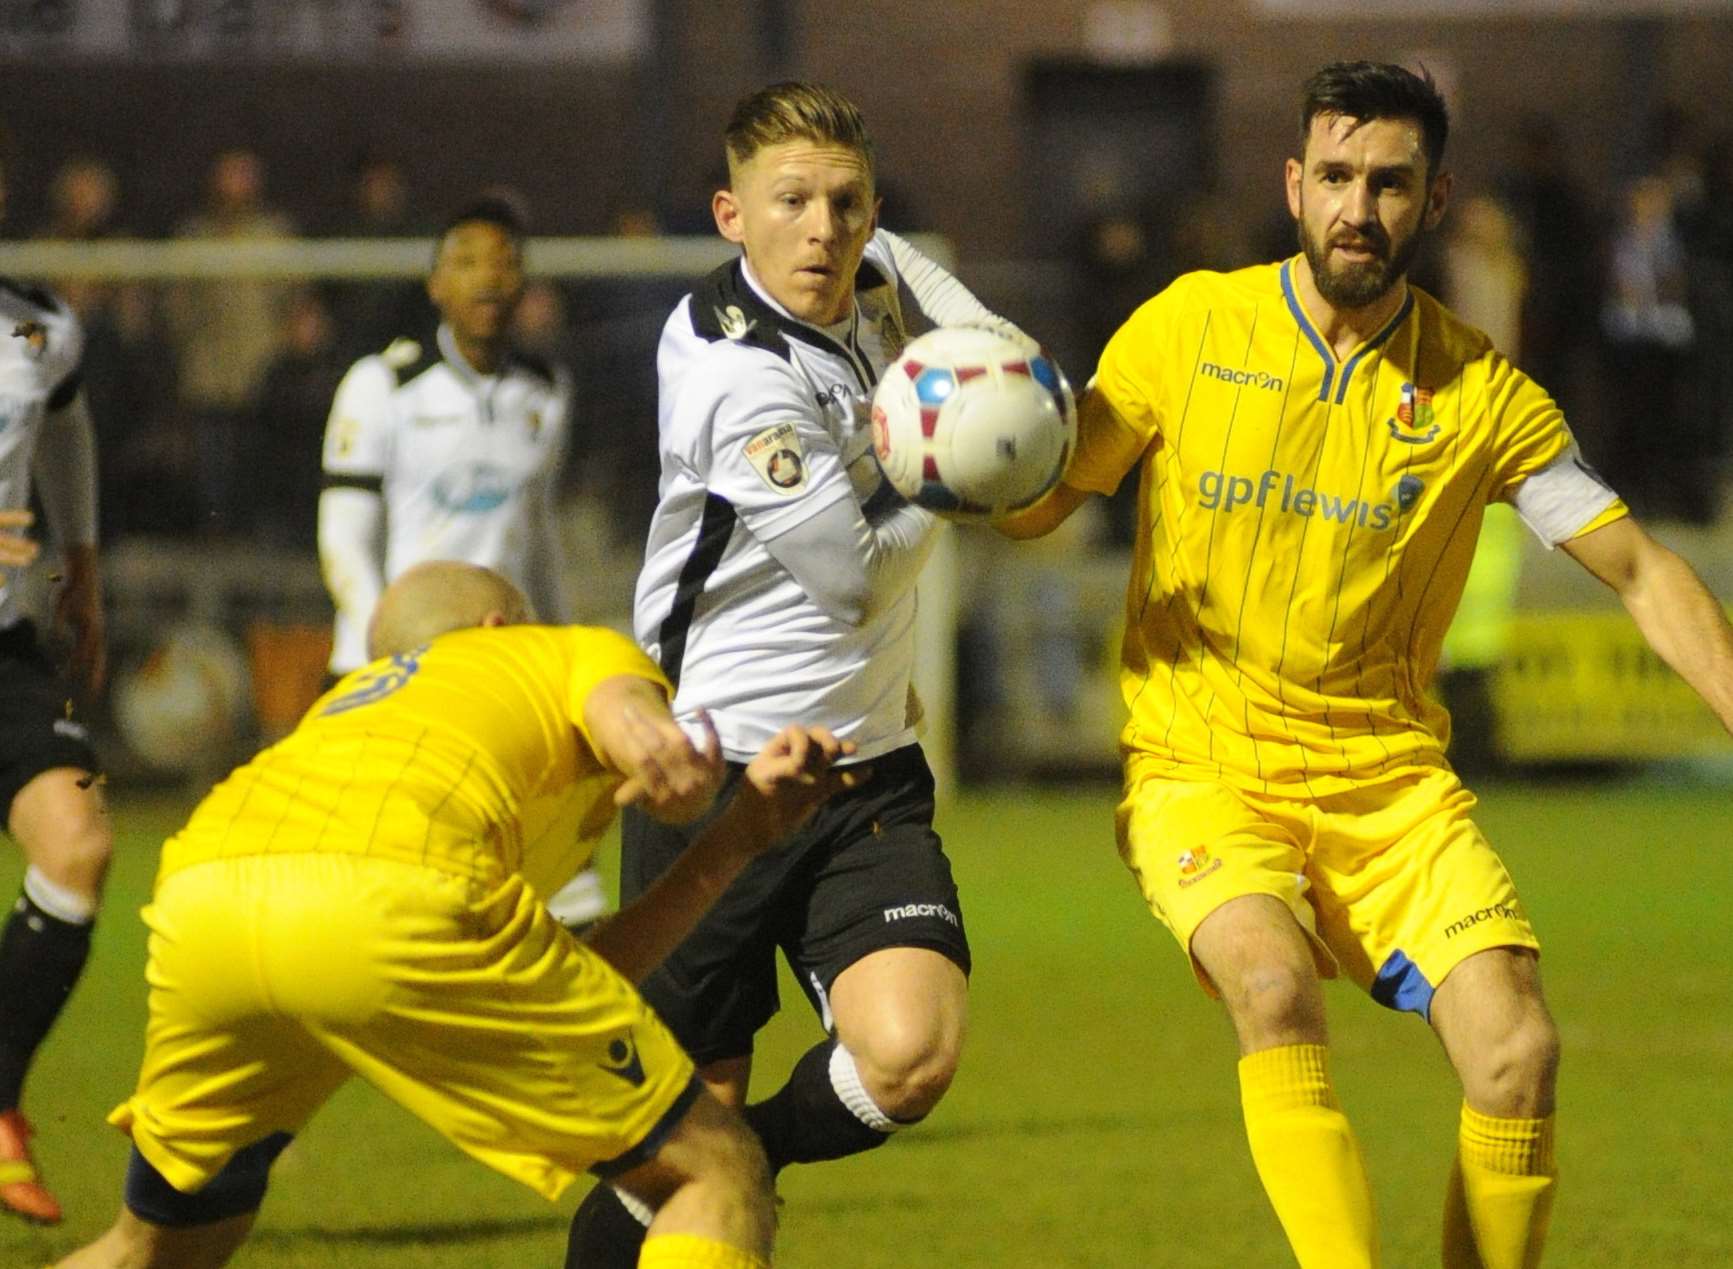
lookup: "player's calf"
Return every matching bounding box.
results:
[591,1085,774,1269]
[51,1135,291,1269]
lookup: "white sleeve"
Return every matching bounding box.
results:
[318,487,386,673]
[32,392,98,549]
[760,492,937,627]
[879,229,1037,349]
[321,358,396,480]
[688,353,856,542]
[1507,441,1623,549]
[318,359,395,672]
[525,376,572,623]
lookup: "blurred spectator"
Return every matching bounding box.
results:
[91,285,193,540]
[1071,207,1166,547]
[25,157,192,541]
[320,152,431,364]
[36,156,121,240]
[1443,194,1526,356]
[1494,115,1594,414]
[1599,174,1709,523]
[166,147,298,536]
[251,289,346,551]
[1438,196,1529,778]
[31,156,127,325]
[1166,192,1255,277]
[510,277,572,360]
[346,153,417,237]
[1691,134,1733,497]
[1649,103,1707,238]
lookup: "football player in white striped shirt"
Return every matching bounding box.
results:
[317,197,609,931]
[0,160,112,1223]
[568,82,1034,1267]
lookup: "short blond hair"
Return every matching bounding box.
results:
[366,561,530,661]
[724,81,874,179]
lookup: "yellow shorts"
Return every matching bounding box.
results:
[1117,761,1537,1019]
[112,853,696,1201]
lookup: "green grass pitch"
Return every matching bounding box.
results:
[3,775,1729,1267]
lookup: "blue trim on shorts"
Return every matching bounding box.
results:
[124,1132,294,1227]
[1371,948,1436,1020]
[589,1076,705,1180]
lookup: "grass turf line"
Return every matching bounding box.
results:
[2,778,1728,1267]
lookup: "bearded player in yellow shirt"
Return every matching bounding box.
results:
[1004,62,1733,1269]
[56,561,860,1269]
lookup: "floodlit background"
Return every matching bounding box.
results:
[1,2,1730,1264]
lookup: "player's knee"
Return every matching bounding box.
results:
[851,1026,961,1121]
[1472,1012,1561,1115]
[36,823,113,898]
[1220,961,1323,1047]
[124,1134,292,1228]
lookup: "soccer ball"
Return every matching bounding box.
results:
[112,625,251,775]
[871,326,1076,520]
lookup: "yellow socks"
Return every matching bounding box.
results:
[638,1234,770,1269]
[1442,1103,1556,1269]
[1238,1043,1379,1268]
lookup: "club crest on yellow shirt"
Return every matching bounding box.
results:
[1387,382,1439,444]
[1176,846,1222,888]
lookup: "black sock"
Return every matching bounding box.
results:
[743,1039,896,1174]
[565,1182,648,1269]
[0,889,93,1110]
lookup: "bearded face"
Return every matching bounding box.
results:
[1296,196,1429,310]
[1286,112,1443,313]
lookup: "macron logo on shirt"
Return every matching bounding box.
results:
[1199,362,1284,392]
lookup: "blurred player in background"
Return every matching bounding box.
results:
[317,195,612,933]
[57,561,860,1269]
[1001,61,1733,1269]
[0,158,110,1226]
[567,80,1039,1264]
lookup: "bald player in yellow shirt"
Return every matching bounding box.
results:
[58,561,861,1269]
[1004,62,1733,1269]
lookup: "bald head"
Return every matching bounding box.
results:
[366,562,531,661]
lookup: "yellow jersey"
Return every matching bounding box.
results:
[160,624,667,898]
[1073,259,1624,794]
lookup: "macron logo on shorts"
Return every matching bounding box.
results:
[882,902,959,928]
[600,1034,646,1087]
[1442,903,1521,939]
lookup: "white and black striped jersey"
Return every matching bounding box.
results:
[0,280,89,629]
[319,325,571,672]
[635,230,1004,763]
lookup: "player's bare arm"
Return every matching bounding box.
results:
[585,675,725,823]
[585,725,861,983]
[0,508,39,568]
[993,479,1090,541]
[52,542,104,696]
[1562,515,1733,733]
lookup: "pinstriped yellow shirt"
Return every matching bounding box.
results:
[160,625,667,899]
[1072,259,1620,794]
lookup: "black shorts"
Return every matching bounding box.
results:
[0,620,100,817]
[621,743,971,1064]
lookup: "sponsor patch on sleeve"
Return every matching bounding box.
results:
[743,421,809,494]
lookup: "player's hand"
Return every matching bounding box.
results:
[53,546,105,696]
[611,706,725,825]
[734,725,864,850]
[0,508,40,569]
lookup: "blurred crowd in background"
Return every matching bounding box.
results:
[23,96,1733,570]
